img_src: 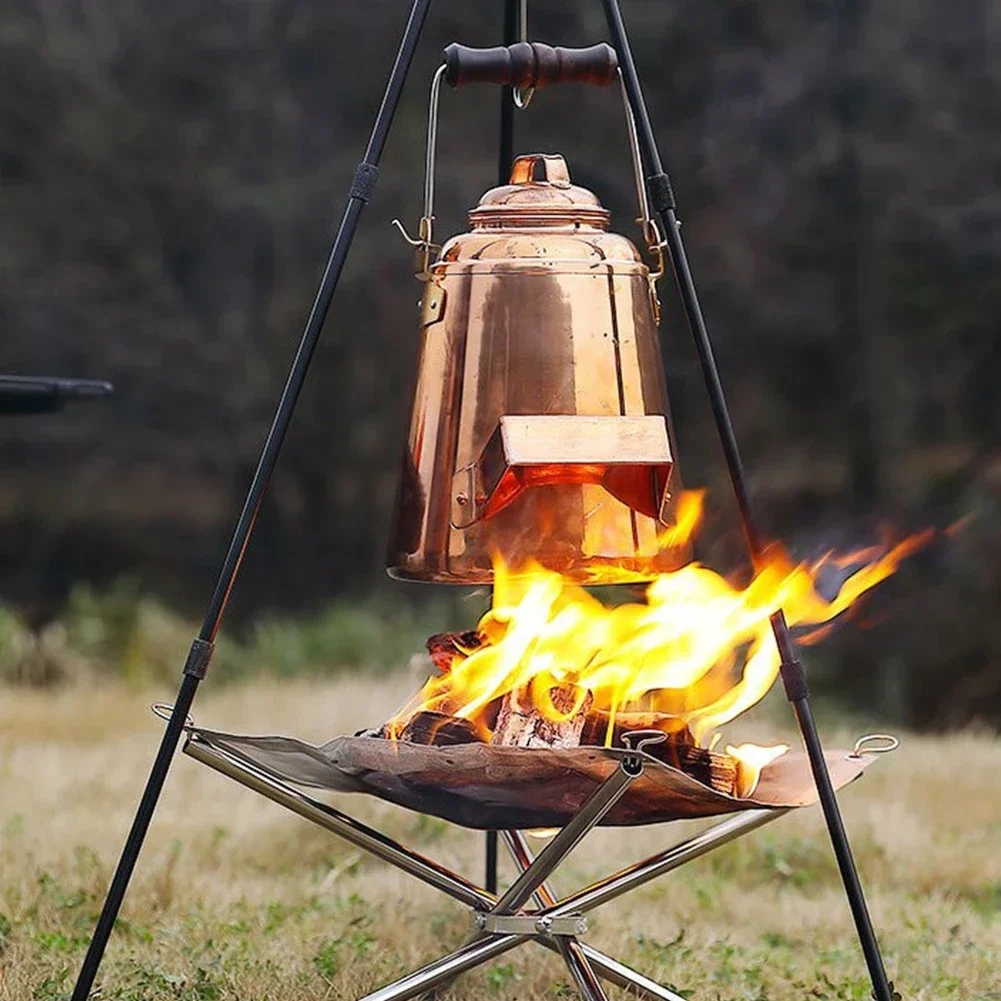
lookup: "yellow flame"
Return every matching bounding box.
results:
[389,491,929,793]
[726,742,790,797]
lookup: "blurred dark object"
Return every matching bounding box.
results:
[0,375,113,416]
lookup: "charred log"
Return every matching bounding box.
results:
[580,710,695,753]
[673,746,736,795]
[397,710,484,746]
[426,630,485,673]
[581,710,735,794]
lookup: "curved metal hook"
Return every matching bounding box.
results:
[150,702,195,729]
[512,0,534,109]
[850,733,900,758]
[620,728,667,754]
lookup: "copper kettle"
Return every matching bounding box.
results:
[387,86,686,584]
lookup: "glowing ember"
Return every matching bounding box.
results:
[388,491,928,796]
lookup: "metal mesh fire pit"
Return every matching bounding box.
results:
[180,719,885,829]
[175,710,895,1001]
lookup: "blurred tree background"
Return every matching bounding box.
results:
[1,0,999,727]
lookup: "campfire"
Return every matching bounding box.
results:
[380,491,927,799]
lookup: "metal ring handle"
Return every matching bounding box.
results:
[513,83,535,109]
[514,0,533,108]
[150,702,195,729]
[620,728,667,753]
[850,733,900,758]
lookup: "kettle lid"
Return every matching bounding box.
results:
[469,153,610,230]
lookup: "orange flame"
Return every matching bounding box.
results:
[389,492,928,794]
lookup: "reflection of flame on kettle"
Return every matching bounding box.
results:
[387,152,687,584]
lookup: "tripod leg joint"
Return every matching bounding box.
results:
[350,162,380,203]
[779,658,810,702]
[182,637,214,680]
[646,171,675,214]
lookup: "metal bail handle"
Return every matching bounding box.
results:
[395,47,667,321]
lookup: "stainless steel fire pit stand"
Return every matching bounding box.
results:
[184,733,784,1001]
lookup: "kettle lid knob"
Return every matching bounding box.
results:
[509,153,572,189]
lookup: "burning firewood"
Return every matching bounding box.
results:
[491,683,594,749]
[579,710,695,751]
[579,710,736,794]
[426,630,484,673]
[672,746,736,794]
[397,710,484,746]
[388,631,739,794]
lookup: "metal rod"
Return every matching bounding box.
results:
[574,944,690,1001]
[505,832,610,1001]
[70,674,198,999]
[485,830,499,895]
[514,820,713,1001]
[355,934,526,1001]
[422,65,447,222]
[512,0,535,108]
[502,830,557,908]
[545,809,780,918]
[498,0,517,178]
[493,759,639,916]
[617,70,659,256]
[535,938,689,1001]
[599,4,895,999]
[486,0,517,894]
[793,694,899,991]
[559,939,610,1001]
[185,738,494,911]
[69,6,435,996]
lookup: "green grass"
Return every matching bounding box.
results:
[1,679,999,1000]
[0,578,479,688]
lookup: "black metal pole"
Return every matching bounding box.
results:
[600,2,896,999]
[484,0,518,904]
[498,0,516,181]
[69,2,434,997]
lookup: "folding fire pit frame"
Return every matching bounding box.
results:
[69,1,904,999]
[185,729,787,1001]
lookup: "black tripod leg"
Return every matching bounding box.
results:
[69,2,434,997]
[600,2,896,999]
[483,0,518,903]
